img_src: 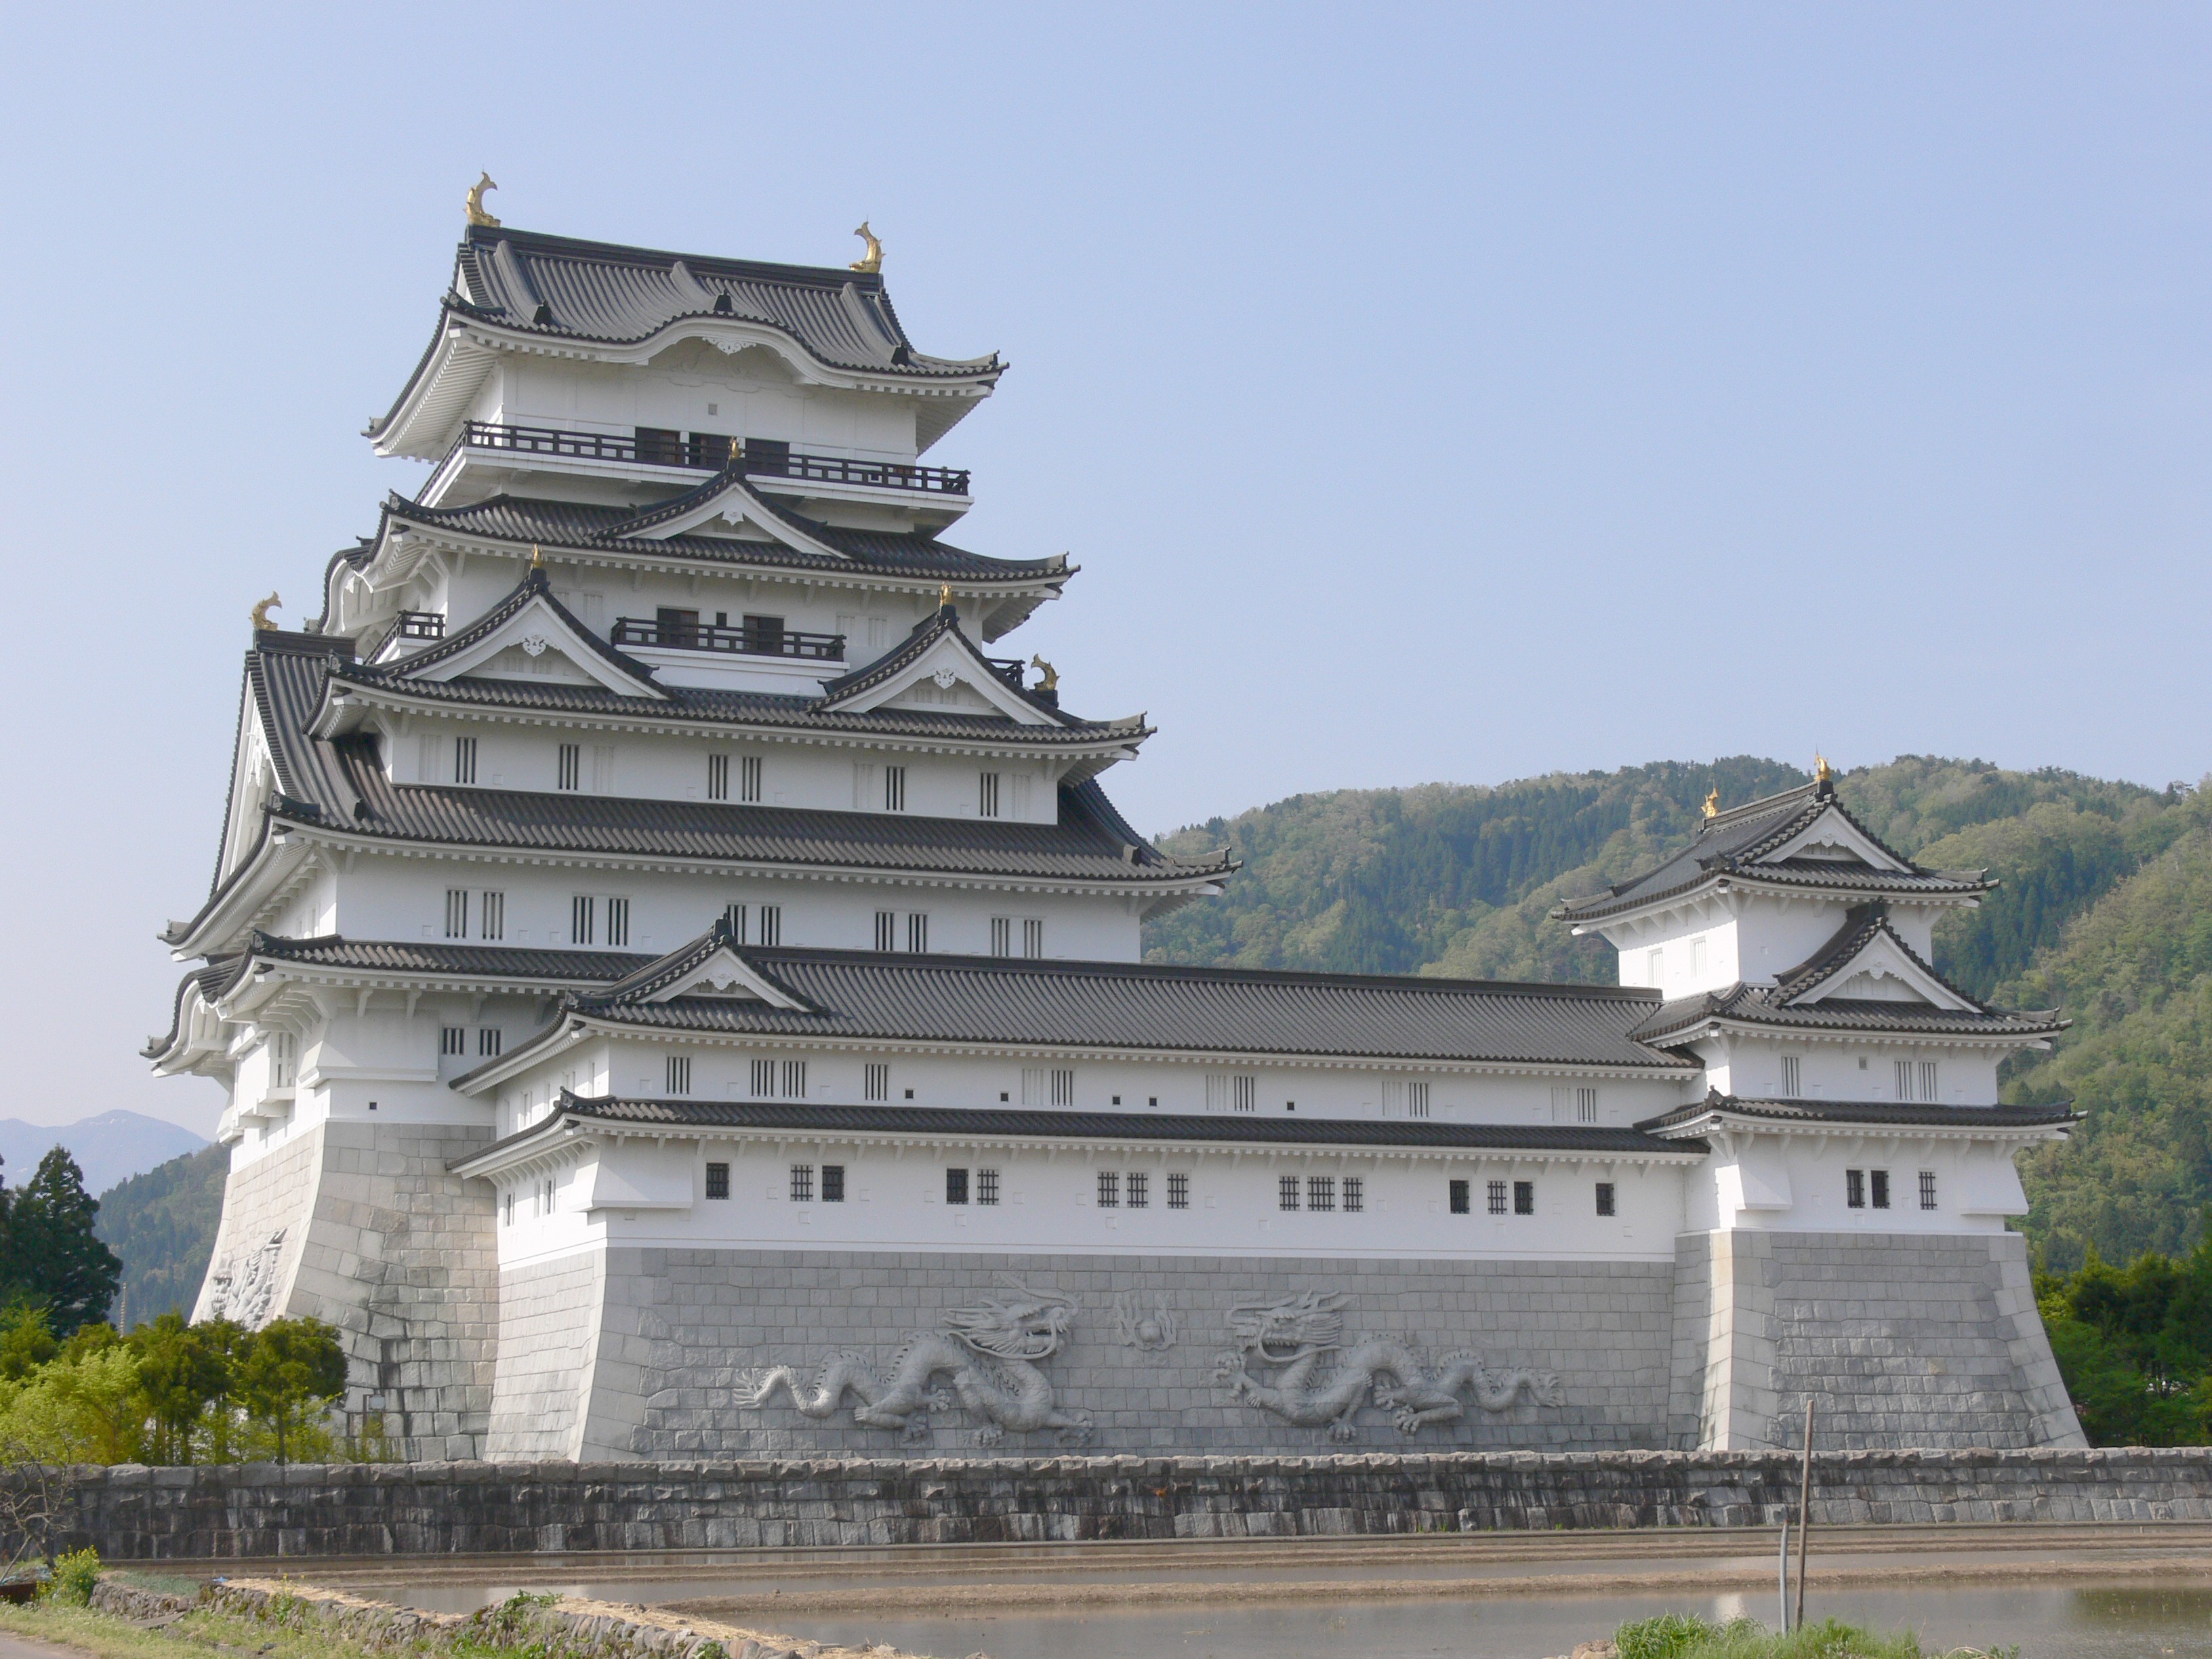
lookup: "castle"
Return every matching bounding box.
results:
[150,207,2083,1460]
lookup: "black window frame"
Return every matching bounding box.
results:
[945,1167,969,1206]
[704,1162,730,1200]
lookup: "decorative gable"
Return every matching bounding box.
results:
[1756,804,1914,874]
[823,626,1055,725]
[1782,925,1980,1013]
[635,945,808,1008]
[399,587,667,701]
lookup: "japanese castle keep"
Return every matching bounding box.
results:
[150,205,2087,1462]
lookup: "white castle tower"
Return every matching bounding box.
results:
[150,208,2084,1461]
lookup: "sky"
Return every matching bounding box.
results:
[1,4,2205,1134]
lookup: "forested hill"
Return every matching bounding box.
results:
[1145,756,2209,1271]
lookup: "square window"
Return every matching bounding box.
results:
[1307,1176,1335,1212]
[1487,1179,1508,1216]
[705,1162,730,1200]
[1166,1172,1189,1210]
[1126,1171,1149,1208]
[977,1168,1000,1206]
[1450,1179,1470,1214]
[1097,1170,1120,1208]
[1343,1176,1364,1213]
[1513,1180,1534,1216]
[1278,1175,1300,1212]
[789,1164,814,1204]
[1595,1181,1616,1217]
[945,1168,969,1206]
[823,1164,845,1203]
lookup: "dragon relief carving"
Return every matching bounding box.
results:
[204,1229,287,1327]
[739,1279,1093,1447]
[1212,1291,1564,1442]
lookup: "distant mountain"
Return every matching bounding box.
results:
[1146,755,2207,1271]
[0,1111,205,1200]
[93,1144,227,1330]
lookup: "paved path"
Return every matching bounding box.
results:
[0,1634,94,1659]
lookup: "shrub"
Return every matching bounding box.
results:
[43,1547,98,1606]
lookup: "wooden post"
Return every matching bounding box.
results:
[1778,1517,1790,1631]
[1795,1397,1814,1631]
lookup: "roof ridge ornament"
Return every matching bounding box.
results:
[1031,655,1059,694]
[1702,787,1719,820]
[1814,752,1836,799]
[465,172,500,229]
[249,592,281,633]
[850,221,883,274]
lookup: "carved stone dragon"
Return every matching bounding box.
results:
[1212,1291,1564,1441]
[739,1279,1093,1447]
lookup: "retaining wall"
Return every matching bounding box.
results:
[41,1448,2212,1559]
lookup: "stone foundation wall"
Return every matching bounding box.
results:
[486,1253,606,1462]
[567,1248,1677,1459]
[41,1448,2212,1559]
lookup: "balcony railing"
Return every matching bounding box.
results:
[612,617,845,661]
[394,611,446,640]
[457,422,970,495]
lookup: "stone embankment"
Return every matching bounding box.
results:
[87,1574,911,1659]
[35,1446,2212,1559]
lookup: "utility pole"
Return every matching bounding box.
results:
[1795,1397,1815,1631]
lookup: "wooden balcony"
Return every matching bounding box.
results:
[456,422,970,495]
[612,616,845,661]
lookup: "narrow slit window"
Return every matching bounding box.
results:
[1023,918,1044,958]
[875,910,897,951]
[605,897,630,948]
[750,1057,775,1097]
[1780,1055,1802,1099]
[665,1055,691,1094]
[445,888,469,940]
[571,895,596,945]
[1051,1068,1075,1107]
[454,736,478,785]
[884,765,906,813]
[739,755,763,803]
[556,743,581,792]
[1894,1060,1914,1102]
[440,1026,466,1057]
[1919,1060,1940,1101]
[979,773,1001,818]
[864,1062,890,1103]
[781,1059,807,1098]
[722,902,747,943]
[906,912,928,953]
[1576,1086,1598,1124]
[478,1028,501,1057]
[479,891,505,941]
[990,917,1012,957]
[707,754,730,801]
[1408,1082,1431,1119]
[758,904,781,947]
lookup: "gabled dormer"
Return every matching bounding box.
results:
[817,606,1077,727]
[369,569,668,700]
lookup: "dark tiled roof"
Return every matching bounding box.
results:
[456,1090,1706,1168]
[1638,1090,2078,1134]
[523,944,1697,1069]
[1629,985,2066,1044]
[142,960,242,1061]
[246,934,651,984]
[1552,781,1990,924]
[442,226,1000,380]
[815,604,1074,724]
[1769,901,1964,1006]
[377,567,661,691]
[385,493,1067,585]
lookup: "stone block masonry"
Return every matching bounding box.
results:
[43,1449,2212,1559]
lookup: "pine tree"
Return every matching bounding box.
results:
[7,1149,122,1337]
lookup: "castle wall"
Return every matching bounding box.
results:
[485,1251,606,1461]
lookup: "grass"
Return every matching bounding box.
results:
[0,1598,391,1659]
[1614,1613,2018,1659]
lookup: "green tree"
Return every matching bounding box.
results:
[125,1313,230,1465]
[236,1319,347,1463]
[0,1305,56,1381]
[6,1151,121,1337]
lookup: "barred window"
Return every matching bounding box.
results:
[977,1168,1000,1206]
[1126,1171,1149,1208]
[440,1026,466,1056]
[1576,1086,1598,1124]
[1208,1073,1256,1113]
[707,753,730,801]
[1408,1082,1430,1119]
[1513,1180,1534,1216]
[445,888,468,940]
[1343,1176,1364,1213]
[782,1059,806,1099]
[1166,1172,1189,1210]
[665,1055,692,1094]
[758,903,781,946]
[1846,1168,1866,1208]
[906,913,928,953]
[571,895,596,945]
[884,765,906,812]
[1919,1060,1940,1101]
[1450,1179,1471,1214]
[1893,1060,1914,1102]
[478,1028,501,1057]
[1052,1068,1075,1107]
[480,891,505,941]
[790,1164,815,1203]
[864,1063,889,1103]
[1780,1055,1802,1099]
[606,897,630,948]
[1278,1175,1300,1212]
[1024,918,1044,958]
[1487,1179,1508,1216]
[1596,1181,1616,1217]
[750,1057,776,1097]
[557,743,581,791]
[1870,1169,1891,1210]
[740,754,763,803]
[945,1168,969,1206]
[1097,1170,1120,1208]
[979,772,1001,817]
[705,1162,729,1200]
[722,903,748,943]
[1307,1176,1336,1212]
[875,910,897,951]
[990,917,1012,957]
[1919,1169,1938,1211]
[823,1165,845,1203]
[454,736,478,784]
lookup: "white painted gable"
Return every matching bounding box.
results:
[619,475,849,556]
[404,592,667,701]
[640,945,808,1008]
[1758,804,1912,872]
[1789,927,1978,1012]
[832,632,1053,725]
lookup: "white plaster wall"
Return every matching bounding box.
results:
[373,714,1067,825]
[489,1134,1692,1269]
[1687,1033,2003,1105]
[1604,898,1953,996]
[1685,1134,2029,1235]
[317,853,1143,962]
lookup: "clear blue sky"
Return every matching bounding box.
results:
[3,5,2204,1132]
